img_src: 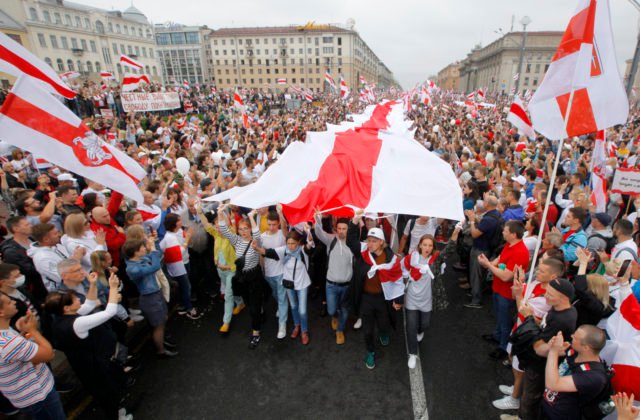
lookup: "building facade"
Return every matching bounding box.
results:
[458,31,562,94]
[436,62,460,91]
[206,22,394,92]
[1,0,162,84]
[155,23,213,85]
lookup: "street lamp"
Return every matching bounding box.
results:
[514,16,532,94]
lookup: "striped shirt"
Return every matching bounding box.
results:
[0,329,54,408]
[219,221,261,271]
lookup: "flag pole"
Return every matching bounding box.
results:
[524,88,575,302]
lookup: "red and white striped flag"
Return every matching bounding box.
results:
[507,96,536,139]
[359,76,367,85]
[466,92,475,101]
[0,76,146,201]
[100,71,115,80]
[590,130,608,212]
[183,80,190,89]
[420,87,430,106]
[0,32,76,99]
[122,74,150,92]
[340,78,349,100]
[325,72,337,90]
[513,73,520,81]
[159,231,187,277]
[233,87,244,109]
[59,71,80,81]
[304,91,313,102]
[120,54,143,70]
[606,140,618,158]
[100,82,108,91]
[276,78,287,85]
[30,153,52,170]
[476,89,485,99]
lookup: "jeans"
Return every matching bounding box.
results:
[174,272,193,311]
[520,368,545,420]
[405,309,431,355]
[469,248,488,305]
[326,282,349,332]
[218,269,242,324]
[20,388,66,420]
[492,293,516,351]
[265,275,288,325]
[286,286,308,332]
[361,293,391,353]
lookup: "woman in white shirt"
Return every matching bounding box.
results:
[254,229,314,345]
[61,213,107,271]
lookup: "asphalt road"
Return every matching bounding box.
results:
[73,262,515,420]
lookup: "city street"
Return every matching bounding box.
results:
[75,266,512,420]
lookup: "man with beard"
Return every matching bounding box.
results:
[15,192,58,227]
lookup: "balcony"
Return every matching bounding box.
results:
[71,48,84,56]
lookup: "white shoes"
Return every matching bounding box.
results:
[499,415,520,420]
[499,384,514,396]
[277,323,286,339]
[353,318,362,329]
[130,314,144,322]
[118,408,133,420]
[493,395,520,410]
[408,354,417,369]
[128,308,142,316]
[417,332,424,343]
[275,309,279,318]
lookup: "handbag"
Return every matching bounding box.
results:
[508,315,541,369]
[234,240,252,272]
[282,252,306,290]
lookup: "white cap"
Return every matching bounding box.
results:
[367,227,385,241]
[364,212,377,220]
[511,175,526,186]
[58,173,76,182]
[137,152,147,158]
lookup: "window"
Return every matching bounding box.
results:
[533,78,538,86]
[299,48,303,54]
[314,37,319,46]
[171,32,186,44]
[56,58,64,71]
[135,46,140,56]
[221,39,226,45]
[67,59,74,70]
[96,20,104,34]
[127,46,133,55]
[186,32,199,44]
[337,37,342,46]
[223,49,227,55]
[545,64,550,73]
[338,48,341,56]
[322,36,333,44]
[95,62,101,72]
[77,60,83,72]
[138,28,143,37]
[535,64,541,73]
[86,61,93,73]
[315,48,319,56]
[90,40,96,52]
[61,37,68,49]
[153,66,158,76]
[54,12,61,24]
[37,33,46,48]
[43,10,51,22]
[142,47,147,57]
[120,44,125,54]
[149,48,153,58]
[49,35,58,48]
[256,39,260,44]
[71,38,78,49]
[116,24,121,33]
[29,8,38,21]
[84,18,90,29]
[81,39,87,51]
[108,22,113,32]
[123,25,128,35]
[44,57,52,67]
[526,63,531,73]
[524,76,530,85]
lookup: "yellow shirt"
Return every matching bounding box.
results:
[205,225,237,272]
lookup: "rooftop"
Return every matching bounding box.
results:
[39,0,150,24]
[0,9,25,31]
[209,24,353,37]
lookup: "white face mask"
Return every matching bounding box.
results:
[13,275,25,288]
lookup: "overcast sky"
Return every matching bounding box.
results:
[80,0,640,88]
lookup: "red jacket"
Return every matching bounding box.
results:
[90,192,126,266]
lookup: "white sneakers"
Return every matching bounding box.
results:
[277,322,286,340]
[499,385,514,395]
[408,354,417,369]
[417,332,424,343]
[492,395,520,410]
[499,415,520,420]
[353,318,362,330]
[118,408,133,420]
[275,309,279,318]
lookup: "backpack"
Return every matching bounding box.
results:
[485,212,505,257]
[613,246,639,263]
[587,233,616,254]
[569,359,614,420]
[508,316,541,370]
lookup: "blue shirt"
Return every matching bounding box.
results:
[473,209,501,251]
[126,250,162,295]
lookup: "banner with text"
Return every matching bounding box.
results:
[121,92,181,112]
[611,168,640,196]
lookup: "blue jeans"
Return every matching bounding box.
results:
[286,286,308,332]
[326,281,349,332]
[20,388,66,420]
[493,293,516,351]
[218,269,241,324]
[174,263,192,311]
[265,275,288,324]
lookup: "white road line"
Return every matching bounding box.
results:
[409,355,429,420]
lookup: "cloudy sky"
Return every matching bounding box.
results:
[79,0,640,88]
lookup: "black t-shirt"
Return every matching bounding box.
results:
[542,351,608,420]
[529,306,578,373]
[472,209,500,251]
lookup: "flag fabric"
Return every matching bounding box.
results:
[528,0,629,140]
[325,72,337,90]
[119,54,143,70]
[362,250,404,300]
[233,88,244,109]
[420,87,430,106]
[30,153,52,170]
[100,82,108,91]
[304,91,313,102]
[590,130,608,212]
[601,293,640,398]
[59,71,80,80]
[513,73,520,81]
[0,32,76,99]
[276,78,287,85]
[340,78,350,100]
[159,231,187,277]
[204,101,464,225]
[476,89,485,99]
[100,71,115,80]
[121,74,150,92]
[359,76,367,85]
[467,92,475,101]
[507,96,536,139]
[0,76,146,202]
[183,80,190,89]
[606,140,618,158]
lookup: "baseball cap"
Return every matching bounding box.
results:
[549,278,575,300]
[594,212,612,227]
[511,175,526,186]
[367,227,385,241]
[58,173,76,182]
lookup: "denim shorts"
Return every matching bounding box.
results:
[139,290,168,327]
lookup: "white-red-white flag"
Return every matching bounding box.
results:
[0,76,145,201]
[0,32,76,98]
[325,72,337,90]
[420,87,431,106]
[233,87,244,109]
[340,78,349,100]
[276,78,287,85]
[359,76,367,85]
[183,80,190,89]
[476,89,485,99]
[59,71,80,81]
[100,71,115,80]
[590,130,608,212]
[122,74,150,92]
[120,54,143,70]
[528,0,629,140]
[507,96,536,139]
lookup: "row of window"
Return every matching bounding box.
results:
[213,47,340,57]
[216,67,331,76]
[156,32,200,46]
[29,7,152,39]
[43,56,158,77]
[525,63,550,74]
[212,36,342,47]
[212,57,343,67]
[217,78,323,86]
[111,43,153,59]
[37,33,96,52]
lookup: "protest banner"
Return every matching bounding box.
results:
[101,108,114,119]
[611,167,640,196]
[121,92,181,112]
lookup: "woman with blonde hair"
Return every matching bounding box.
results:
[61,212,107,271]
[574,248,616,327]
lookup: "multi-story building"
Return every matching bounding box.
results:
[436,62,460,91]
[1,0,162,84]
[458,31,562,94]
[207,22,394,92]
[155,23,213,85]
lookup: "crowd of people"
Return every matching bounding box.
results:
[0,79,639,420]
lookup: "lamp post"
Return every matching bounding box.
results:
[514,16,532,94]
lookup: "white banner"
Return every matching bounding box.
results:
[121,92,181,112]
[611,168,640,196]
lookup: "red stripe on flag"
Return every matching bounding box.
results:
[611,364,640,396]
[0,45,75,98]
[137,209,159,221]
[163,245,183,264]
[510,103,532,126]
[0,93,140,183]
[282,102,394,224]
[553,0,596,62]
[620,293,640,330]
[556,88,598,137]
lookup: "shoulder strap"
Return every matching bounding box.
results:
[614,246,638,261]
[329,237,338,254]
[241,240,252,257]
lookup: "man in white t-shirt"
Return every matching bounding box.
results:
[610,219,638,262]
[259,207,289,339]
[398,216,440,254]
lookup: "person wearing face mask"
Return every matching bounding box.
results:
[0,264,37,326]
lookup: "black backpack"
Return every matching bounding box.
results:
[587,233,617,254]
[485,212,505,257]
[570,359,614,420]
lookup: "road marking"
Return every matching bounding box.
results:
[403,308,429,420]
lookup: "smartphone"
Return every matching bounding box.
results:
[616,259,632,278]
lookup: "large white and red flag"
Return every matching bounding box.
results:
[276,78,287,85]
[59,71,80,81]
[121,74,150,92]
[340,78,350,100]
[590,130,608,212]
[420,87,431,106]
[507,95,536,139]
[528,0,628,140]
[233,87,244,109]
[119,54,143,70]
[601,292,640,399]
[204,101,464,225]
[100,71,115,80]
[325,72,337,90]
[0,76,146,201]
[0,32,75,99]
